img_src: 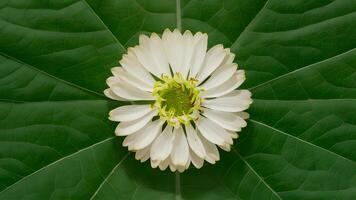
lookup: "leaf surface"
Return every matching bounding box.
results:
[0,0,355,199]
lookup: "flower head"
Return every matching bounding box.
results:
[105,29,253,172]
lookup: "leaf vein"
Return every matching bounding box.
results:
[232,149,283,200]
[249,119,356,164]
[0,137,115,195]
[249,48,356,90]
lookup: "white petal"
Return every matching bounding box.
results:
[185,158,191,169]
[202,108,247,132]
[170,127,189,167]
[133,35,169,77]
[197,131,220,164]
[201,70,245,98]
[111,80,154,101]
[196,45,227,84]
[162,29,183,74]
[237,111,250,119]
[109,105,152,122]
[180,30,195,78]
[111,67,153,92]
[189,32,208,78]
[104,88,127,101]
[158,158,170,171]
[125,120,164,151]
[106,76,120,87]
[228,131,239,139]
[120,51,155,86]
[147,33,171,76]
[186,123,206,158]
[135,144,151,162]
[190,150,204,169]
[221,49,235,65]
[150,126,175,161]
[219,143,231,152]
[199,63,237,90]
[150,159,160,168]
[177,165,187,173]
[115,110,157,136]
[169,159,177,172]
[203,90,252,112]
[196,116,233,146]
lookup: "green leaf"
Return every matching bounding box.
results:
[0,0,355,199]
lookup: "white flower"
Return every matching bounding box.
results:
[104,29,253,172]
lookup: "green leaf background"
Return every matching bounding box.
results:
[0,0,356,199]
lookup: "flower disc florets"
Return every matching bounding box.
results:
[152,73,202,127]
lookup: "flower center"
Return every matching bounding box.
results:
[152,73,202,127]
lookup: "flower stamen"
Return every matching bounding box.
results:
[152,73,202,127]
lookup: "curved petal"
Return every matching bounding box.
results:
[111,79,154,101]
[133,43,163,78]
[180,30,195,78]
[177,163,189,172]
[202,90,252,112]
[162,29,183,74]
[158,158,170,171]
[202,108,247,132]
[196,45,227,84]
[104,88,127,101]
[124,120,164,151]
[228,131,239,139]
[106,76,120,87]
[135,144,151,162]
[196,116,233,146]
[220,49,235,65]
[147,33,171,76]
[189,32,208,78]
[201,70,245,98]
[169,159,177,172]
[115,109,157,136]
[150,159,160,168]
[120,51,155,86]
[109,104,152,122]
[237,111,250,119]
[111,67,153,92]
[199,63,237,90]
[197,131,220,164]
[219,143,231,152]
[170,127,189,167]
[186,123,206,158]
[190,150,204,169]
[150,126,175,161]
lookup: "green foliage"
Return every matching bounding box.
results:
[0,0,355,199]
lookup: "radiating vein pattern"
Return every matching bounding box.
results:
[0,55,99,101]
[235,121,356,199]
[0,0,356,199]
[180,150,281,200]
[251,48,356,100]
[0,0,125,93]
[0,137,128,200]
[85,0,177,48]
[232,0,356,89]
[0,100,116,192]
[181,0,268,47]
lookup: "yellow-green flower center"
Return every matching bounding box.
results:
[152,73,202,126]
